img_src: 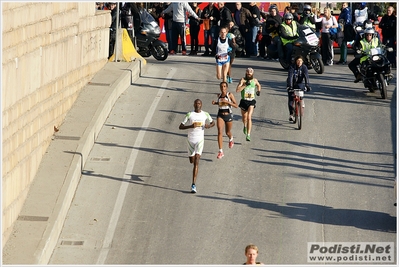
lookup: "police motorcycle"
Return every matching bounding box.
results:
[355,29,394,99]
[279,24,324,74]
[135,8,168,61]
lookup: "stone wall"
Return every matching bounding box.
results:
[2,2,111,246]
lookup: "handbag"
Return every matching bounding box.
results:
[329,27,338,41]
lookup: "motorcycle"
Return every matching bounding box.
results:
[135,9,168,61]
[356,45,394,99]
[279,25,324,74]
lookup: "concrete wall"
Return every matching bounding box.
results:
[2,2,111,246]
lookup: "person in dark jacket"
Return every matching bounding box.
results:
[188,3,203,55]
[108,2,117,59]
[233,2,252,57]
[248,2,261,56]
[260,4,282,59]
[163,3,173,54]
[201,3,220,56]
[286,56,311,122]
[337,2,352,64]
[379,6,396,67]
[218,2,233,29]
[149,3,163,25]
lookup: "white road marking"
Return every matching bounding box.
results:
[96,68,176,264]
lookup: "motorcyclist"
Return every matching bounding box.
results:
[286,56,311,122]
[348,27,381,83]
[299,4,317,32]
[279,13,299,64]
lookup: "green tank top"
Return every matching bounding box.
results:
[241,80,256,100]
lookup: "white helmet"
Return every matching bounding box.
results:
[364,27,375,34]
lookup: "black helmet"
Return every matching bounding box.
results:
[284,13,293,20]
[269,4,278,13]
[304,4,312,12]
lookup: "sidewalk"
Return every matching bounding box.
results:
[2,58,146,264]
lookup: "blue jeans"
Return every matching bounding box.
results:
[251,26,259,55]
[166,29,173,52]
[171,21,186,52]
[204,25,218,53]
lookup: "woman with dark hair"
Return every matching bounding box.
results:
[286,56,311,122]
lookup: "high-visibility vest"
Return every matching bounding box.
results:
[360,37,380,63]
[302,16,316,30]
[280,21,298,45]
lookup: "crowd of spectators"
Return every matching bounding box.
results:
[100,2,396,67]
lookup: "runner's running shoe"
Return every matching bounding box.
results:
[191,184,197,193]
[243,127,247,135]
[217,151,224,159]
[246,135,251,141]
[229,140,234,148]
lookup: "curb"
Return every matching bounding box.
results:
[2,58,146,264]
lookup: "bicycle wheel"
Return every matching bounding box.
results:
[297,100,303,130]
[293,99,298,124]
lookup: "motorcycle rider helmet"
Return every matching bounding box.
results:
[303,4,312,13]
[269,4,278,13]
[363,19,373,29]
[284,13,294,20]
[364,27,375,35]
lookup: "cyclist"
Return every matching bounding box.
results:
[286,56,311,122]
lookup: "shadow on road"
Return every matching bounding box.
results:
[199,194,396,232]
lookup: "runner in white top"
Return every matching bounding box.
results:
[179,99,215,193]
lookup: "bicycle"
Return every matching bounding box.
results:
[291,89,305,130]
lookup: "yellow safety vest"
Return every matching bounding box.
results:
[303,16,316,30]
[360,37,380,63]
[280,21,298,45]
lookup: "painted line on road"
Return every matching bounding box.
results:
[96,68,177,264]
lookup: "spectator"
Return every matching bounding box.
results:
[337,2,352,65]
[108,2,117,59]
[188,2,202,55]
[218,2,233,29]
[353,2,378,24]
[162,2,199,55]
[149,3,163,26]
[226,21,242,82]
[290,5,300,22]
[248,2,261,56]
[320,7,338,66]
[233,2,252,57]
[201,2,220,56]
[313,7,322,33]
[379,6,396,67]
[260,5,282,60]
[163,3,173,54]
[96,2,107,10]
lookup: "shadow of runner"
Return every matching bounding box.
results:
[199,195,396,232]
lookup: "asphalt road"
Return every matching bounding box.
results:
[49,54,397,265]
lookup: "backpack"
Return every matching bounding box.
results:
[344,24,356,42]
